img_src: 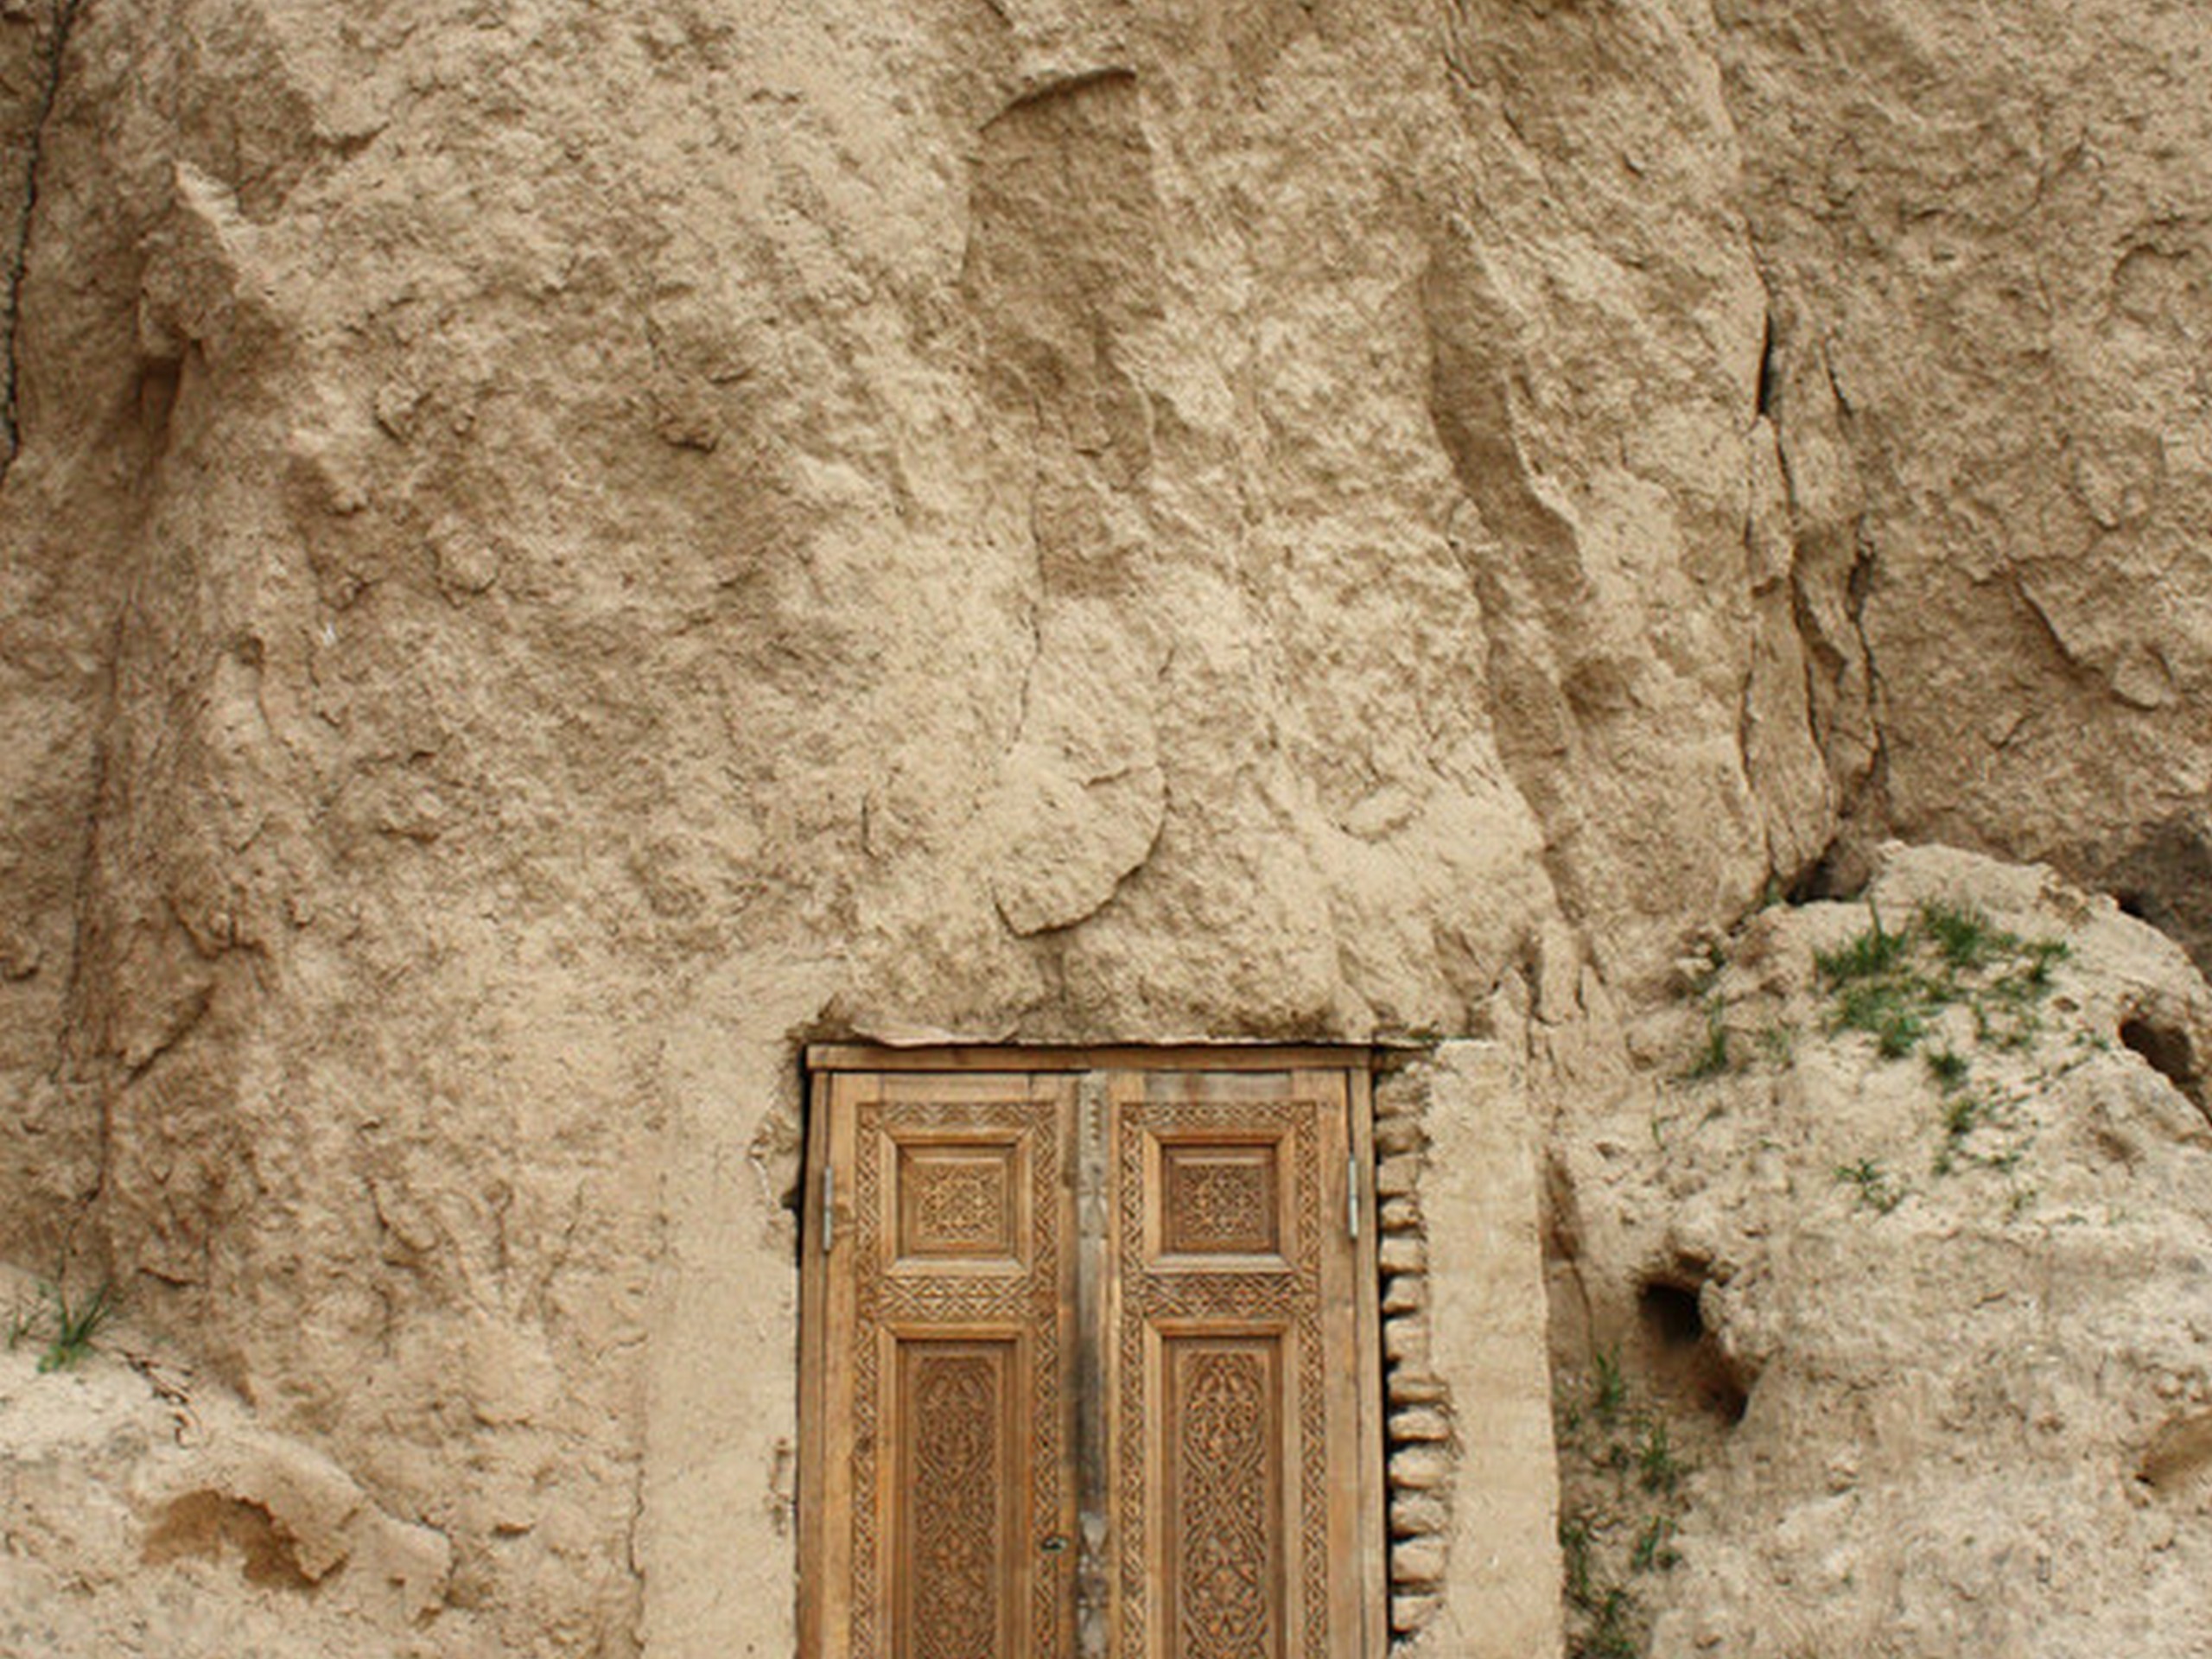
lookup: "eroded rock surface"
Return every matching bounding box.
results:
[1,1266,462,1656]
[1544,846,2212,1658]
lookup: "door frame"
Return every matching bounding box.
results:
[798,1045,1384,1659]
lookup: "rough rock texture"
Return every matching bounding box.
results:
[0,0,2206,1653]
[1544,845,2212,1657]
[1719,0,2212,961]
[1,1266,464,1656]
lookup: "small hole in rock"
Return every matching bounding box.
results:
[1637,1276,1750,1426]
[2120,1016,2204,1109]
[1704,1373,1750,1426]
[1638,1281,1705,1349]
[2116,890,2150,920]
[2121,1017,2195,1085]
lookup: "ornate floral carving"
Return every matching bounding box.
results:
[1174,1348,1276,1659]
[1164,1151,1277,1255]
[1119,1101,1328,1659]
[909,1350,1004,1659]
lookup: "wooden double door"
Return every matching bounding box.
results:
[800,1048,1383,1659]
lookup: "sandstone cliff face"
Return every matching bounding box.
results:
[0,0,2205,1654]
[1719,0,2212,960]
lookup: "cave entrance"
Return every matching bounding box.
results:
[798,1046,1384,1659]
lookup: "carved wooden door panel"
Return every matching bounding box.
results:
[1104,1065,1379,1659]
[802,1052,1379,1659]
[802,1068,1080,1659]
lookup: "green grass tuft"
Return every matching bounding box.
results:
[1630,1515,1681,1574]
[1815,904,1910,983]
[1918,899,2018,971]
[8,1273,117,1374]
[1835,1158,1904,1214]
[1591,1349,1628,1424]
[1832,978,1929,1058]
[37,1279,114,1373]
[1560,1516,1595,1608]
[1682,1010,1732,1081]
[1637,1417,1683,1495]
[1942,1091,1986,1140]
[1578,1587,1640,1659]
[1925,1047,1971,1090]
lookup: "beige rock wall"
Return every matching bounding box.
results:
[0,0,112,1279]
[1542,845,2212,1658]
[2,1274,464,1656]
[0,0,2207,1653]
[1716,0,2212,953]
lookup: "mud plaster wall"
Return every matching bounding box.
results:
[1379,1042,1561,1658]
[635,1036,1557,1659]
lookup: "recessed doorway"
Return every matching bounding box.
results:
[798,1046,1384,1659]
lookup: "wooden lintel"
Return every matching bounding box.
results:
[804,1042,1376,1074]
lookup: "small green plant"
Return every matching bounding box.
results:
[2020,938,2069,988]
[1930,1083,2038,1179]
[1578,1586,1640,1659]
[1591,1350,1628,1424]
[1686,938,1727,995]
[1756,1022,1797,1066]
[1942,1090,1987,1141]
[1630,1515,1680,1573]
[1682,1008,1731,1081]
[1560,1515,1595,1607]
[1636,1417,1683,1495]
[1925,1047,1970,1091]
[1873,1007,1927,1060]
[36,1276,115,1372]
[1814,903,1910,982]
[7,1273,116,1373]
[1835,1158,1904,1214]
[1830,977,1929,1058]
[1919,899,2015,971]
[1973,980,2046,1050]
